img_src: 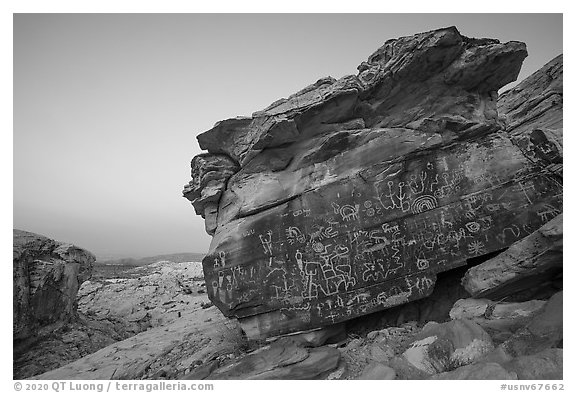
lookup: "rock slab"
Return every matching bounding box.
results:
[462,215,562,298]
[13,229,95,341]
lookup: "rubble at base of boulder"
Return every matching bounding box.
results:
[430,362,518,380]
[449,298,547,343]
[399,319,494,375]
[499,291,563,358]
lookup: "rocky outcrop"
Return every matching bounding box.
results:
[498,55,563,137]
[32,306,239,380]
[15,257,209,379]
[13,229,99,378]
[13,229,94,341]
[459,50,563,302]
[183,26,562,339]
[78,261,206,335]
[183,155,239,235]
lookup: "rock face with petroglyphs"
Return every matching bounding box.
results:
[183,27,563,339]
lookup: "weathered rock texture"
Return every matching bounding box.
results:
[78,261,205,335]
[13,229,95,341]
[16,260,210,379]
[462,214,562,298]
[206,337,340,380]
[449,298,546,343]
[498,54,563,138]
[32,306,239,380]
[183,27,562,339]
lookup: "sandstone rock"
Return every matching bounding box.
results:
[449,298,547,343]
[182,359,220,380]
[345,338,364,351]
[182,154,239,234]
[369,343,395,363]
[32,306,238,380]
[401,319,493,374]
[450,298,546,321]
[255,346,339,379]
[357,362,396,380]
[78,261,205,335]
[19,260,215,379]
[183,27,562,339]
[281,323,345,347]
[477,346,514,365]
[14,316,126,379]
[388,356,432,380]
[498,55,562,137]
[13,229,94,341]
[324,361,348,380]
[462,215,562,298]
[208,338,340,380]
[500,291,562,357]
[430,362,517,380]
[502,349,562,380]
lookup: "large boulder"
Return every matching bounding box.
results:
[502,349,563,380]
[77,261,205,335]
[430,362,517,380]
[462,214,562,298]
[357,362,397,380]
[399,319,494,375]
[13,229,95,341]
[499,291,563,357]
[182,26,562,339]
[206,337,340,380]
[449,298,547,343]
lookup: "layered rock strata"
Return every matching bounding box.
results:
[13,229,95,341]
[183,27,562,338]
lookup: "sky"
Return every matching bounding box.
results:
[13,13,563,260]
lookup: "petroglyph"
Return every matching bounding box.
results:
[375,180,411,213]
[465,221,481,233]
[332,202,360,221]
[285,226,306,244]
[309,222,339,242]
[537,204,561,222]
[467,240,486,256]
[259,230,273,255]
[411,194,438,214]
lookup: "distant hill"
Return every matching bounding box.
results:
[96,252,206,266]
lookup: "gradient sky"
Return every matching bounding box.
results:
[13,13,562,259]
